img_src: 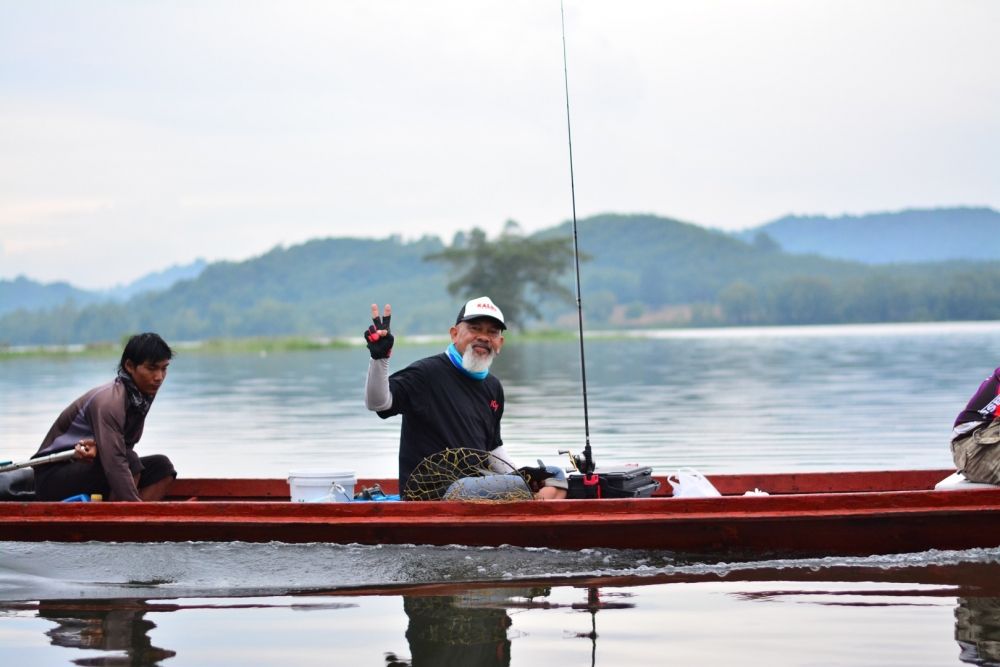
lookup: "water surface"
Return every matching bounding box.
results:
[4,321,991,478]
[3,321,1000,665]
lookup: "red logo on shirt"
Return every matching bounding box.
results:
[489,400,500,412]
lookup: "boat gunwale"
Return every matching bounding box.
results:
[4,476,1000,524]
[3,469,1000,554]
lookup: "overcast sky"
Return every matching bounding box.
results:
[1,1,998,289]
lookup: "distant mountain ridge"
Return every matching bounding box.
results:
[0,277,99,317]
[0,259,207,317]
[737,207,1000,264]
[6,208,996,319]
[6,211,1000,346]
[102,259,207,300]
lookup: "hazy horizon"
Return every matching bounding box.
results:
[3,1,997,289]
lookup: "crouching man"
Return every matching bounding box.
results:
[32,332,177,501]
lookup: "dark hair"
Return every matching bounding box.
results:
[118,332,173,373]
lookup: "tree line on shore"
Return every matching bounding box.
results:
[3,213,1000,346]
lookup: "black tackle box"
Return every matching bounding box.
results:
[567,465,660,499]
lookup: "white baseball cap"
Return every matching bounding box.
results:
[455,296,506,330]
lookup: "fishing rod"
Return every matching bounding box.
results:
[0,449,77,474]
[560,1,596,479]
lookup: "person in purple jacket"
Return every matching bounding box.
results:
[951,366,1000,485]
[32,332,177,501]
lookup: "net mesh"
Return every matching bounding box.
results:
[402,447,533,502]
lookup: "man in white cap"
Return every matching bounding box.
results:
[364,296,528,498]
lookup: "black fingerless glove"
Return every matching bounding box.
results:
[364,325,394,359]
[517,465,555,492]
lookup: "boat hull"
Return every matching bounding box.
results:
[2,469,999,557]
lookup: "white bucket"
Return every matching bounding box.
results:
[287,470,356,502]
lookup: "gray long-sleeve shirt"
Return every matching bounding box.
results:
[35,378,150,501]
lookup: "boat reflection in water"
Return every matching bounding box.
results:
[35,599,175,665]
[5,558,1000,665]
[956,596,1000,666]
[387,590,518,667]
[384,586,627,667]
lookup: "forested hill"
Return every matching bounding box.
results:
[0,276,100,317]
[548,214,861,308]
[737,207,1000,264]
[0,259,208,317]
[0,235,451,345]
[5,213,1000,346]
[146,236,451,339]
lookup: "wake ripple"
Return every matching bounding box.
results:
[2,541,999,602]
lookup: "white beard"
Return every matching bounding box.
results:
[462,346,495,373]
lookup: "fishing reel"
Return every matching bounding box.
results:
[559,448,596,476]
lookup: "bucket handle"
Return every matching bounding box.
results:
[330,482,352,502]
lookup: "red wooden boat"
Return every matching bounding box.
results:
[2,469,999,557]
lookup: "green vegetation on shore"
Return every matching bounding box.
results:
[0,330,593,360]
[0,336,353,360]
[6,211,1000,347]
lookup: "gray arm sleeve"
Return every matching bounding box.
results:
[488,445,517,472]
[364,358,392,411]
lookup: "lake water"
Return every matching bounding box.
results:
[2,321,1000,665]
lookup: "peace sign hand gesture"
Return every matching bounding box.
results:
[364,303,394,359]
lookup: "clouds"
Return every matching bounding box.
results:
[1,1,997,288]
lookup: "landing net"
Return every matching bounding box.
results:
[402,448,533,502]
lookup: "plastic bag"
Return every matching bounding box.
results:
[667,468,721,498]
